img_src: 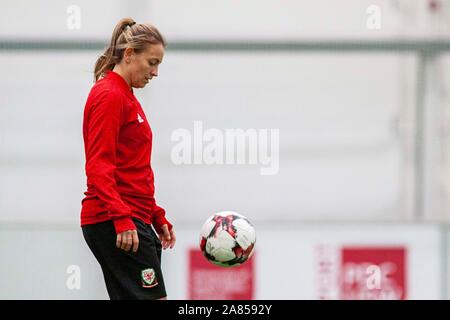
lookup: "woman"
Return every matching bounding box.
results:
[81,17,175,300]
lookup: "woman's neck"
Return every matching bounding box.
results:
[112,65,131,88]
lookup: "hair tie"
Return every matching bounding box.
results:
[122,22,136,31]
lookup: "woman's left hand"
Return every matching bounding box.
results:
[158,224,176,249]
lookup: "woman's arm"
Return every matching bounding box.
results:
[85,90,136,234]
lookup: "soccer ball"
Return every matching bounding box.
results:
[199,211,256,267]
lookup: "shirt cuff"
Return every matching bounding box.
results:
[113,216,136,234]
[153,215,173,234]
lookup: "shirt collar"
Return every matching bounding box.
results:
[105,70,134,95]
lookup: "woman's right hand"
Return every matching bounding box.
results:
[116,229,139,253]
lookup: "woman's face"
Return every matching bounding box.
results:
[125,43,164,89]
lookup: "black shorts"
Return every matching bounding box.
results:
[82,218,167,300]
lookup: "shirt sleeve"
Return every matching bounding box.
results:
[151,202,173,235]
[85,90,136,234]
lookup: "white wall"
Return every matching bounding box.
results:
[3,0,450,40]
[0,51,410,223]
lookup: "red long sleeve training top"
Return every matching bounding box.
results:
[81,70,172,234]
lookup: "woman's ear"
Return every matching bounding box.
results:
[123,47,134,64]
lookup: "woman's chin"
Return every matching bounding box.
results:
[134,83,147,89]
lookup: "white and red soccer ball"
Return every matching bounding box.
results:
[199,211,256,267]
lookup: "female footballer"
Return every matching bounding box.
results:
[81,17,175,300]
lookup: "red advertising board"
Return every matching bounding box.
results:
[188,249,254,299]
[340,247,406,300]
[315,245,407,300]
